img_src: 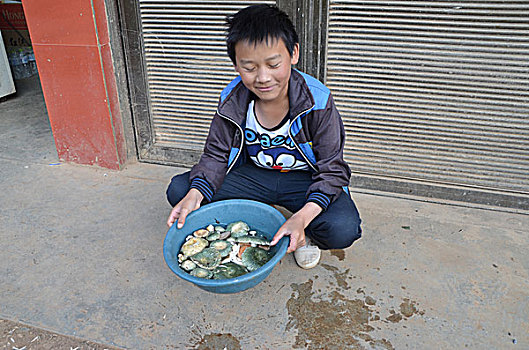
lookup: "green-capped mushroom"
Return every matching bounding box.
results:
[214,225,226,233]
[180,237,208,258]
[206,232,220,241]
[227,221,250,237]
[180,259,197,271]
[210,240,233,257]
[190,247,221,270]
[213,262,248,279]
[241,247,271,272]
[190,267,213,279]
[235,235,271,246]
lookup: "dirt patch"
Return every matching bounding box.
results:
[194,333,241,350]
[286,280,394,349]
[1,319,121,350]
[329,249,345,261]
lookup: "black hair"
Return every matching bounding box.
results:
[226,4,299,65]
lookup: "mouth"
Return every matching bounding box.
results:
[256,85,275,92]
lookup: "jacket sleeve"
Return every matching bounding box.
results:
[188,111,234,202]
[305,94,351,211]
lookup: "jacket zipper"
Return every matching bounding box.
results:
[217,110,244,175]
[288,107,318,172]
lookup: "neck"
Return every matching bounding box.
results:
[254,95,290,128]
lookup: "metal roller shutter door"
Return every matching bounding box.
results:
[326,1,529,201]
[138,0,275,156]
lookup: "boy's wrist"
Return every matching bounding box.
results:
[188,188,204,202]
[293,202,322,228]
[190,177,214,202]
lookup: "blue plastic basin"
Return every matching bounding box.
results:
[163,199,289,293]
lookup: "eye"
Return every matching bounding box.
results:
[270,63,280,69]
[257,151,274,167]
[276,154,295,167]
[243,66,255,72]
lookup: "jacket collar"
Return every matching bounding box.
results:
[217,69,315,125]
[288,69,315,118]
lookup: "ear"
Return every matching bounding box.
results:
[291,43,300,65]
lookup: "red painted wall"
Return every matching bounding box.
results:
[22,0,127,170]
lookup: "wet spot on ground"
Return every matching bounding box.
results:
[194,333,241,350]
[185,309,242,349]
[386,310,403,323]
[384,299,423,323]
[400,298,418,318]
[365,296,376,305]
[286,279,394,349]
[321,263,351,290]
[330,249,345,261]
[286,265,425,348]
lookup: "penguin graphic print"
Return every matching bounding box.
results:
[245,101,309,172]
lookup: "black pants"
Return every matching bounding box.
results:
[166,163,362,250]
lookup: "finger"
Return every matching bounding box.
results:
[167,206,181,227]
[270,231,287,246]
[177,208,190,229]
[167,214,177,228]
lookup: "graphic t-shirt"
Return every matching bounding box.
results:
[245,100,308,172]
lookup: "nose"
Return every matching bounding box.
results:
[256,67,271,84]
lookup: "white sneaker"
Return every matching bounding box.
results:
[294,238,321,269]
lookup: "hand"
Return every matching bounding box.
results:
[270,202,322,253]
[270,215,307,253]
[166,189,204,228]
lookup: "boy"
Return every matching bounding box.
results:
[166,4,361,269]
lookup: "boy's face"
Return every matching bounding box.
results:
[234,38,299,105]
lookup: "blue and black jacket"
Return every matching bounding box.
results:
[189,69,351,211]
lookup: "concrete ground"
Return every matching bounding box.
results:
[1,76,528,349]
